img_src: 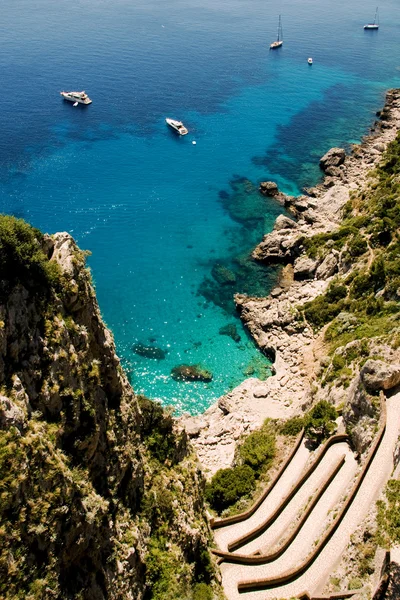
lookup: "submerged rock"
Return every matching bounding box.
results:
[171,364,213,382]
[219,323,241,343]
[132,343,167,360]
[211,263,237,285]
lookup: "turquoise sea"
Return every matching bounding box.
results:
[0,0,399,413]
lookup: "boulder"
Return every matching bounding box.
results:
[291,197,310,212]
[218,396,233,414]
[293,255,319,280]
[259,181,279,197]
[171,364,213,382]
[315,252,339,280]
[319,147,346,172]
[253,385,270,398]
[360,360,400,392]
[273,214,297,231]
[252,229,300,263]
[324,165,343,178]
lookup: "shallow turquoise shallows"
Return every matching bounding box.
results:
[1,0,399,413]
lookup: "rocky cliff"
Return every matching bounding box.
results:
[0,219,217,600]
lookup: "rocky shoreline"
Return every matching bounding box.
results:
[181,89,400,477]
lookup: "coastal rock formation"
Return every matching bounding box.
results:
[171,364,213,382]
[319,147,346,171]
[360,359,400,392]
[259,181,279,196]
[184,88,400,477]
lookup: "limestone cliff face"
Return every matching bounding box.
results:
[0,224,214,599]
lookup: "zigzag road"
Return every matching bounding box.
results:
[218,393,400,599]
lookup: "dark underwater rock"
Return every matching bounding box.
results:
[211,263,237,285]
[171,364,213,382]
[219,323,241,343]
[132,343,167,360]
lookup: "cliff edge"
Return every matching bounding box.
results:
[0,220,217,600]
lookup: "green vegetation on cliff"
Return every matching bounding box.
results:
[301,132,400,358]
[0,218,218,600]
[377,479,400,548]
[0,216,60,299]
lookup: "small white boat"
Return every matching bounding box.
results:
[165,118,188,136]
[60,91,92,105]
[270,15,283,49]
[308,57,313,64]
[364,7,379,29]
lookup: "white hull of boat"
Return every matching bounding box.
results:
[270,41,283,49]
[364,24,379,29]
[165,118,188,135]
[60,92,92,105]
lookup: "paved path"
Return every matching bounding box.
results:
[238,442,355,556]
[219,393,400,600]
[214,440,310,552]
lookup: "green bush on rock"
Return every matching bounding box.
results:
[280,416,304,436]
[238,421,276,475]
[205,465,255,514]
[304,400,337,443]
[0,214,60,298]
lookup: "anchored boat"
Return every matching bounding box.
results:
[270,15,283,49]
[165,118,188,136]
[364,7,379,29]
[60,91,92,105]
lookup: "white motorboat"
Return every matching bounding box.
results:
[60,91,92,105]
[308,57,313,64]
[165,118,188,136]
[364,7,379,29]
[270,15,283,49]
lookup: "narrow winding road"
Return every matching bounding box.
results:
[216,392,400,600]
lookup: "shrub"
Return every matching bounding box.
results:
[348,235,368,257]
[193,583,213,600]
[280,417,304,436]
[238,425,275,475]
[348,577,363,590]
[376,479,400,547]
[0,214,60,298]
[206,465,255,514]
[137,395,177,463]
[304,401,337,443]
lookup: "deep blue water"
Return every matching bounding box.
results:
[0,0,399,413]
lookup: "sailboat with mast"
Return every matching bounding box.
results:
[364,7,379,29]
[270,15,283,49]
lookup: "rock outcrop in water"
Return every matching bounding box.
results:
[171,364,213,382]
[0,220,217,599]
